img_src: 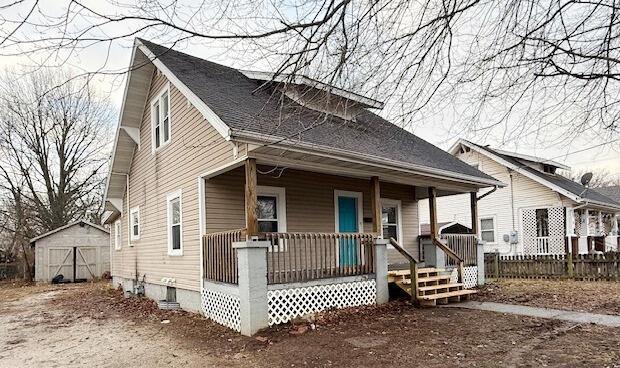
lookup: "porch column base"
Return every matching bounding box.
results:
[477,241,485,286]
[374,238,389,305]
[233,240,270,336]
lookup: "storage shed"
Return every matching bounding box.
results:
[31,220,110,282]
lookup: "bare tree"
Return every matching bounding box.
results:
[0,69,114,232]
[0,0,618,148]
[560,169,620,188]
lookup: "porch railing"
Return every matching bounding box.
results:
[203,228,246,284]
[442,234,478,267]
[536,236,550,254]
[260,232,376,284]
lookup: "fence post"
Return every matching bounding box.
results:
[477,240,485,286]
[233,240,270,336]
[494,251,500,279]
[567,252,574,279]
[374,238,390,305]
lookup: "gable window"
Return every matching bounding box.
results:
[167,190,182,256]
[114,220,122,250]
[381,198,402,242]
[480,217,495,243]
[130,207,140,241]
[152,85,171,151]
[257,186,287,233]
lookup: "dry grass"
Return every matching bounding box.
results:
[474,279,620,315]
[2,282,620,367]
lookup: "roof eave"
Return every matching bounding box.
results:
[232,129,506,189]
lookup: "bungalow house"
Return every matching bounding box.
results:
[419,139,620,256]
[102,39,503,335]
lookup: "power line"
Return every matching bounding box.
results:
[542,139,620,165]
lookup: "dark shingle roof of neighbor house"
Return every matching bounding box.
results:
[468,141,620,207]
[595,186,620,204]
[138,39,500,184]
[419,222,472,236]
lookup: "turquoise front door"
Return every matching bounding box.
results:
[338,196,359,266]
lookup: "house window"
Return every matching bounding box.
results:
[152,86,171,151]
[257,186,287,233]
[480,217,495,243]
[381,199,402,244]
[114,220,122,250]
[130,207,140,241]
[536,208,549,237]
[167,190,182,256]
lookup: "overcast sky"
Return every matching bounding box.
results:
[1,1,618,179]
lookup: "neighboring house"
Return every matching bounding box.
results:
[30,220,110,282]
[419,139,620,256]
[101,39,503,331]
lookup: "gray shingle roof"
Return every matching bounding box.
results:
[139,39,499,184]
[595,186,620,204]
[469,142,620,207]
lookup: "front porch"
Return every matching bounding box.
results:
[199,158,485,335]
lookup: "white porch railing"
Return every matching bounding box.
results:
[536,236,550,254]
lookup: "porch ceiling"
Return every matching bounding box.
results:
[248,146,484,198]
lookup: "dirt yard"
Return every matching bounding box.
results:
[474,279,620,315]
[1,281,619,368]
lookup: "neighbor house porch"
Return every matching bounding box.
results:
[198,156,486,335]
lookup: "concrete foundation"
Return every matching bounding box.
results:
[111,276,201,313]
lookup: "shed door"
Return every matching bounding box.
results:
[48,248,73,281]
[76,247,97,280]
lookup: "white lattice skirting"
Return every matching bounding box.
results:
[201,285,241,332]
[450,266,478,289]
[267,280,377,326]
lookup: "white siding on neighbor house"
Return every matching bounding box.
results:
[419,150,573,255]
[110,69,240,292]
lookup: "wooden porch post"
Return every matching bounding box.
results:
[245,158,258,238]
[371,176,381,235]
[428,187,438,239]
[470,192,478,235]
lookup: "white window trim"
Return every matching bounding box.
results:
[114,220,122,251]
[257,185,287,233]
[151,82,171,153]
[479,215,497,244]
[334,190,364,233]
[130,206,140,241]
[167,189,183,256]
[381,198,403,249]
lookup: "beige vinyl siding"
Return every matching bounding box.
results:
[419,150,571,254]
[206,167,420,262]
[111,70,237,291]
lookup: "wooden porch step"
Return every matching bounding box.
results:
[419,289,477,301]
[416,267,445,274]
[416,275,452,283]
[389,269,412,276]
[418,283,464,292]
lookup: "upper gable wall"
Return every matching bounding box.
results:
[111,68,244,292]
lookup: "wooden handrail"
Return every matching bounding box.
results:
[389,237,419,264]
[432,237,463,263]
[389,237,419,304]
